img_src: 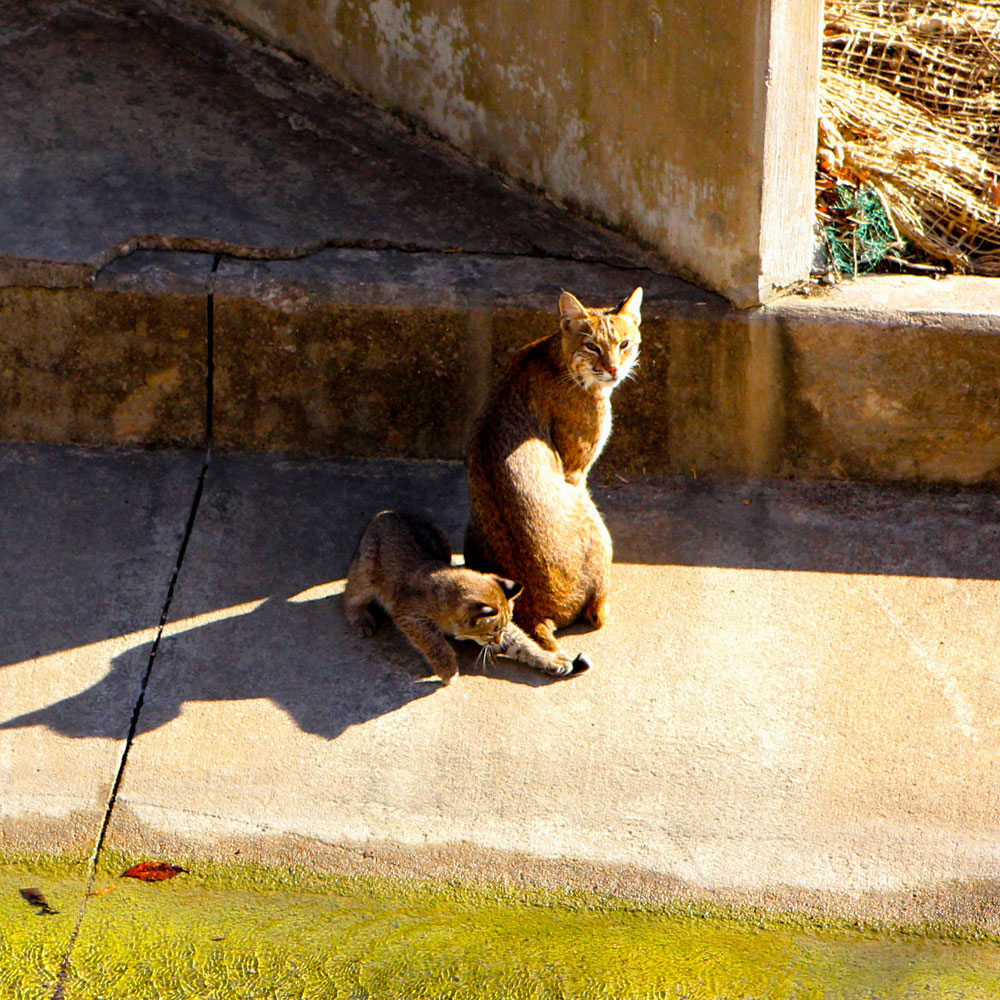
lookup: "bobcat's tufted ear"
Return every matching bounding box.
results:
[559,290,588,331]
[493,576,523,602]
[615,286,643,326]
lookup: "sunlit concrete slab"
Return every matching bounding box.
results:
[99,453,1000,928]
[0,445,203,855]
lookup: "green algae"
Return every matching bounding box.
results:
[0,858,89,1000]
[2,853,999,999]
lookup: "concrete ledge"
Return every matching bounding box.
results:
[205,252,694,461]
[4,255,1000,486]
[2,0,998,486]
[769,277,1000,485]
[0,284,207,447]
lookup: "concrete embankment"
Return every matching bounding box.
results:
[3,0,1000,955]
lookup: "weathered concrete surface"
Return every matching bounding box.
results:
[0,0,661,285]
[190,0,822,306]
[770,277,1000,484]
[0,445,203,856]
[4,446,993,928]
[210,262,1000,486]
[205,254,1000,482]
[2,1,1000,488]
[0,287,208,447]
[204,249,690,458]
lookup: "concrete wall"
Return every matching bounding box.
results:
[190,0,822,307]
[8,259,1000,488]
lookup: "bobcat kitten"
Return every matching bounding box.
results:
[465,287,642,656]
[345,511,587,683]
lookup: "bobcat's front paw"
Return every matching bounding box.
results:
[435,665,458,686]
[552,652,592,677]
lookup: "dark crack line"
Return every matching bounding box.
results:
[52,457,211,999]
[207,253,220,443]
[97,233,673,279]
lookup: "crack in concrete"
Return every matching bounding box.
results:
[2,235,670,292]
[53,455,210,999]
[207,253,219,441]
[101,233,667,277]
[51,275,217,998]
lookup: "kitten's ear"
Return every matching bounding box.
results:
[615,286,643,326]
[493,576,523,602]
[559,290,588,328]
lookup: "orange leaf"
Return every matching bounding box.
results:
[120,861,190,882]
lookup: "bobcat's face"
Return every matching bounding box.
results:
[560,287,642,393]
[437,570,522,645]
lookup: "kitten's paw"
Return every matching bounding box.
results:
[546,650,589,677]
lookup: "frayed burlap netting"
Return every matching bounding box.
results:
[820,1,1000,274]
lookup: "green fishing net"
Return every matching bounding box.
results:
[822,184,900,276]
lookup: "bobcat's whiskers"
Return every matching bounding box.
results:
[473,642,498,674]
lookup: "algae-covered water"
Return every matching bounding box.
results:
[2,854,999,999]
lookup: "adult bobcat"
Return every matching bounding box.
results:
[464,287,642,659]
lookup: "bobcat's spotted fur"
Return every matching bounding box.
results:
[346,510,587,682]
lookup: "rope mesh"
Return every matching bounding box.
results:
[818,1,1000,275]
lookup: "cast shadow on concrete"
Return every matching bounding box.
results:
[0,588,550,744]
[599,479,1000,580]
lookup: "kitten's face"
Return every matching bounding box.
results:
[559,287,642,393]
[440,570,521,645]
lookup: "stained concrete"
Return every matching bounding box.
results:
[2,0,999,488]
[0,445,203,856]
[6,444,999,929]
[190,0,822,306]
[0,0,664,284]
[0,287,208,447]
[776,277,1000,484]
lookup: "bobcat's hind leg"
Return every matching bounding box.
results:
[582,590,609,630]
[513,593,561,651]
[344,571,379,638]
[529,617,561,652]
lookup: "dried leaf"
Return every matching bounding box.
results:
[20,888,58,914]
[120,861,190,882]
[86,886,117,897]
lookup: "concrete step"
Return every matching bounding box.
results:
[3,442,1000,930]
[2,0,1000,487]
